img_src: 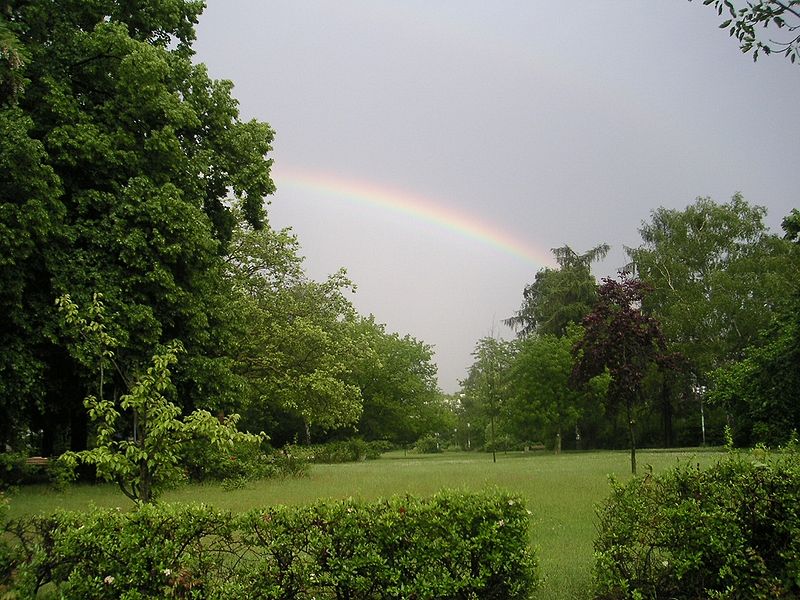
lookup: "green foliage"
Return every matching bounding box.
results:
[415,434,444,454]
[3,491,537,599]
[505,243,609,338]
[0,454,72,491]
[627,195,797,379]
[594,449,800,599]
[461,337,516,459]
[226,221,367,441]
[693,0,800,64]
[352,317,445,446]
[710,300,800,446]
[60,340,265,503]
[1,0,275,453]
[179,434,274,483]
[507,328,590,453]
[283,439,392,463]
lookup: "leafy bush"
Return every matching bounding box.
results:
[180,436,275,483]
[415,434,442,454]
[0,453,72,490]
[4,502,233,599]
[281,439,388,464]
[593,449,800,599]
[267,447,311,478]
[2,491,537,599]
[0,453,44,489]
[365,439,395,458]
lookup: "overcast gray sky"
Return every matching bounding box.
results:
[194,2,799,393]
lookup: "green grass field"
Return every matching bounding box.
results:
[7,448,723,599]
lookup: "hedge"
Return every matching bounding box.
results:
[593,449,800,599]
[1,490,537,599]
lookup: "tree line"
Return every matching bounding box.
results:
[459,198,799,462]
[2,1,797,460]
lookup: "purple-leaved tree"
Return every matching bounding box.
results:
[571,273,667,475]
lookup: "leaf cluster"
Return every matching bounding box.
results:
[697,0,800,64]
[571,275,666,408]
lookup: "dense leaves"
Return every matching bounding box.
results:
[506,328,606,453]
[627,195,796,379]
[0,0,275,452]
[571,274,667,473]
[2,491,537,599]
[505,244,609,338]
[594,447,800,599]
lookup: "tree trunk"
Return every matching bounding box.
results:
[661,380,673,448]
[555,430,561,455]
[304,420,312,446]
[626,400,637,475]
[490,414,496,463]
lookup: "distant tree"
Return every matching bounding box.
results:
[692,0,800,64]
[507,328,586,453]
[505,244,609,338]
[461,337,516,462]
[709,210,800,445]
[352,317,443,447]
[571,274,667,475]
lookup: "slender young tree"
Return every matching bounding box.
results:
[571,274,666,475]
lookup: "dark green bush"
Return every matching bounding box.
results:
[593,449,800,599]
[364,439,394,458]
[2,490,537,599]
[0,453,72,490]
[0,453,46,489]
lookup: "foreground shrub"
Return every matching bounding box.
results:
[593,449,800,599]
[3,490,537,599]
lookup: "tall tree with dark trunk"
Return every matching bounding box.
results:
[571,274,667,474]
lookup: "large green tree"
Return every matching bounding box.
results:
[505,244,609,338]
[224,217,368,443]
[626,195,797,382]
[708,211,800,445]
[507,329,588,454]
[0,0,275,452]
[352,317,444,446]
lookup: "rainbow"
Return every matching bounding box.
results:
[272,167,555,269]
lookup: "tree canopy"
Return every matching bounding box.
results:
[571,274,668,474]
[505,244,609,338]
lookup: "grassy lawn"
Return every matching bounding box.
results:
[6,448,723,599]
